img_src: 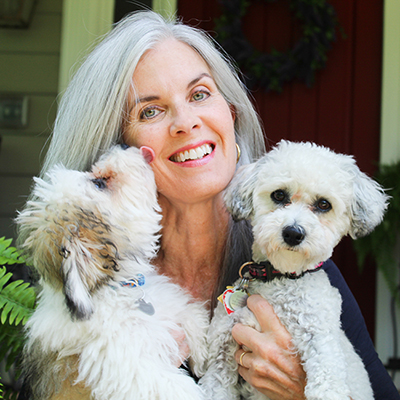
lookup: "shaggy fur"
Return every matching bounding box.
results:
[199,141,388,400]
[17,145,209,400]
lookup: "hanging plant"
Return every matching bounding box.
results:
[214,0,338,91]
[353,162,400,301]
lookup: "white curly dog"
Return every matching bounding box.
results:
[17,145,209,400]
[200,140,388,400]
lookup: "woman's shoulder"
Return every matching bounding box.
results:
[321,258,356,305]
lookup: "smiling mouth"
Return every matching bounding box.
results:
[170,143,214,163]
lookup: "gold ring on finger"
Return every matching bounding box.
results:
[239,350,251,367]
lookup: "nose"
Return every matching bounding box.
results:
[282,225,306,247]
[170,103,201,136]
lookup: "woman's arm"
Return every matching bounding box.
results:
[323,259,400,399]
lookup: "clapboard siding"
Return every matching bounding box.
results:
[0,176,33,216]
[36,0,63,14]
[0,54,59,94]
[0,217,19,241]
[0,135,49,175]
[0,176,33,238]
[0,95,57,136]
[0,14,61,53]
[0,0,63,242]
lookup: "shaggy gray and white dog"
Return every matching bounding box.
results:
[200,140,388,400]
[17,145,209,400]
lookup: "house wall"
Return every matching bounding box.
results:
[0,0,63,241]
[59,0,174,93]
[58,0,114,93]
[376,0,400,379]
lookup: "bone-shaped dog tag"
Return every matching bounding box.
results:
[137,298,155,316]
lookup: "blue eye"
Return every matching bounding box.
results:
[192,90,209,102]
[140,107,161,120]
[92,178,107,190]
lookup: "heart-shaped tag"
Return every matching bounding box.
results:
[137,298,155,316]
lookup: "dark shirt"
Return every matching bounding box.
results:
[323,259,400,399]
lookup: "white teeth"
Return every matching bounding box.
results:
[189,149,197,159]
[195,147,205,158]
[171,144,213,162]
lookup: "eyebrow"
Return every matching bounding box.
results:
[133,73,213,106]
[187,73,213,89]
[134,96,157,106]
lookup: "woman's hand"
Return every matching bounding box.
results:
[232,295,306,400]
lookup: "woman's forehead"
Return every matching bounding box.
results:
[134,39,211,78]
[130,39,214,100]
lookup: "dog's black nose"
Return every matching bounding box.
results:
[282,225,305,246]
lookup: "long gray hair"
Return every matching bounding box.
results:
[28,11,266,300]
[42,11,265,175]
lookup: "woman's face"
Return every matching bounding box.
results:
[123,38,237,206]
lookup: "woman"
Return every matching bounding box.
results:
[20,10,398,400]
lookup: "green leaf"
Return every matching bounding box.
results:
[0,271,36,326]
[0,237,25,266]
[0,235,37,375]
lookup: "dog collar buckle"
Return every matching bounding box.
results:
[239,261,276,281]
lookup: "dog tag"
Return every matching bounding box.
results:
[220,287,235,315]
[137,298,155,316]
[219,280,249,315]
[229,289,248,310]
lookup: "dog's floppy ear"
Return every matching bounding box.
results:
[61,238,95,320]
[349,168,389,239]
[224,162,259,221]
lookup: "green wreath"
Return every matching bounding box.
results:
[214,0,338,91]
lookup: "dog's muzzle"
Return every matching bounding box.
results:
[282,225,306,247]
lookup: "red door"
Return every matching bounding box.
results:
[177,0,383,339]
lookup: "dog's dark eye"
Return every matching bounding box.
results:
[271,190,289,205]
[316,198,332,212]
[91,178,107,190]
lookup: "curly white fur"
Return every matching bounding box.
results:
[17,145,209,400]
[200,141,388,400]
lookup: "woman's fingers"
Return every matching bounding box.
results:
[231,295,306,400]
[247,295,293,347]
